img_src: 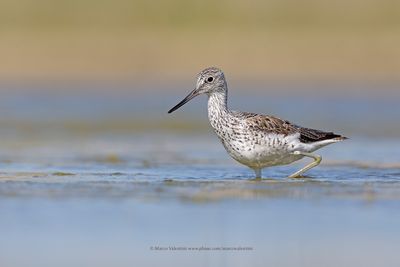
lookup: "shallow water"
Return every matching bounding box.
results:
[0,85,400,267]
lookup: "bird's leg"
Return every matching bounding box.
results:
[253,168,262,179]
[288,151,322,178]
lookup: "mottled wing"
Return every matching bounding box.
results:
[234,111,347,143]
[234,112,298,136]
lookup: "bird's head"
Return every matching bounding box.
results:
[168,67,226,114]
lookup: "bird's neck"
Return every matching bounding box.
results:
[207,89,229,125]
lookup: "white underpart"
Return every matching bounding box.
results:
[226,133,302,168]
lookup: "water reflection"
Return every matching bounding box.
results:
[0,165,399,203]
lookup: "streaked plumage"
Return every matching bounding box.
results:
[168,67,347,178]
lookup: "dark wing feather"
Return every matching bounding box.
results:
[233,111,347,143]
[299,127,347,143]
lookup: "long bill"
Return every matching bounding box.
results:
[168,89,199,113]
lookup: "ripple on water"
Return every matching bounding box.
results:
[0,163,399,202]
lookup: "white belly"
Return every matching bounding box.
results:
[220,133,305,169]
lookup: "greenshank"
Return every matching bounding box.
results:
[168,67,347,178]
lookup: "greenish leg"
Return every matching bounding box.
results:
[288,151,322,178]
[253,168,262,179]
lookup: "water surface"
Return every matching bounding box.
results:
[0,84,399,267]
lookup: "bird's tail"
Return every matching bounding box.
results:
[299,127,348,143]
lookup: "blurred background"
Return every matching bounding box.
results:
[0,0,399,82]
[0,0,399,137]
[1,1,400,267]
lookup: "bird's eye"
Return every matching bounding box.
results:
[206,76,214,83]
